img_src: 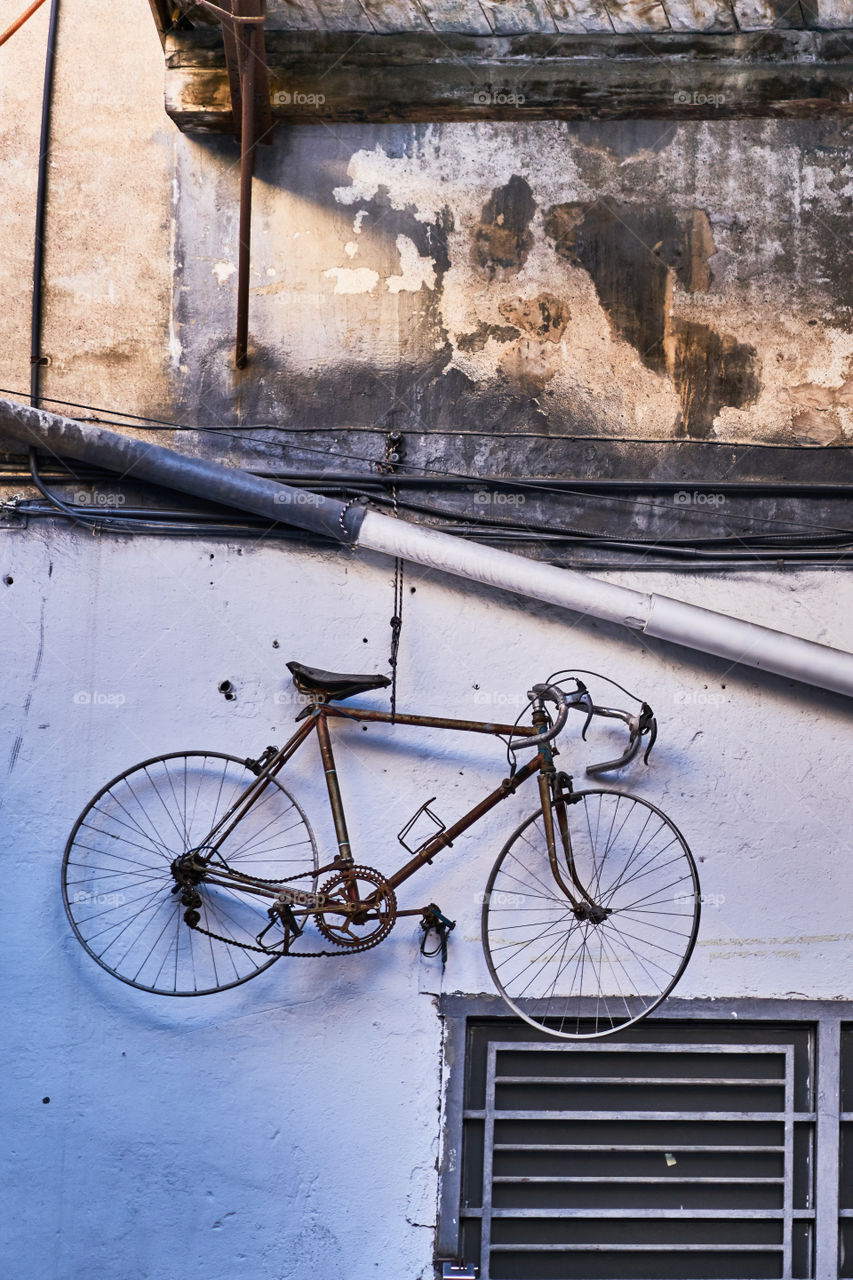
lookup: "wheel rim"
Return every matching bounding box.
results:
[482,790,700,1040]
[62,752,317,996]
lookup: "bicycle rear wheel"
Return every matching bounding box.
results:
[482,789,699,1039]
[62,751,317,996]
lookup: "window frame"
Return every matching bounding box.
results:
[437,996,853,1280]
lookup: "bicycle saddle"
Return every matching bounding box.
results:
[286,660,391,702]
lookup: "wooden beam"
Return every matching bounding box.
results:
[178,0,853,31]
[545,0,613,33]
[148,0,171,43]
[605,0,670,32]
[664,0,735,31]
[164,28,853,127]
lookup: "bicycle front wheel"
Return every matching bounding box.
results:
[482,789,699,1040]
[62,751,318,996]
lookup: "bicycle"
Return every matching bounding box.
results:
[62,662,700,1040]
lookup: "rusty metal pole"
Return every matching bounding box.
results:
[235,16,256,369]
[197,0,271,366]
[0,0,48,49]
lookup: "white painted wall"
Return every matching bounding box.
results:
[2,524,851,1278]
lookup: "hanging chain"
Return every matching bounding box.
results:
[389,481,404,723]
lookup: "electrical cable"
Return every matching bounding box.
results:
[82,427,853,539]
[13,459,853,559]
[4,385,852,540]
[335,483,853,547]
[26,449,286,538]
[5,392,853,548]
[7,495,853,563]
[29,0,59,410]
[3,384,853,449]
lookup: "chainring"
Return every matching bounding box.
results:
[314,864,397,952]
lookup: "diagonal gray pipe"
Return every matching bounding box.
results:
[2,396,853,699]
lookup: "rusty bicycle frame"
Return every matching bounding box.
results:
[183,696,584,942]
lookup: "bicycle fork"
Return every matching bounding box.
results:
[536,742,612,925]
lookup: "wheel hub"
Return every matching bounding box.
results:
[573,901,612,925]
[170,850,209,888]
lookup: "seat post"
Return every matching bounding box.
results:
[315,710,354,865]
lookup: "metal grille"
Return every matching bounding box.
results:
[445,1013,831,1280]
[840,1024,853,1277]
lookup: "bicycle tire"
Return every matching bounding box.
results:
[62,751,318,996]
[482,789,700,1040]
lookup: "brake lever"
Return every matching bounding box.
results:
[638,702,657,764]
[577,687,594,741]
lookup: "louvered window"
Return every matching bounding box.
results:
[438,1002,853,1280]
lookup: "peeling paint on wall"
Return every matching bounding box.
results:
[164,121,853,451]
[213,260,236,284]
[387,234,437,293]
[323,265,380,294]
[544,199,760,436]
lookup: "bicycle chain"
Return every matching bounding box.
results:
[186,918,354,959]
[185,862,396,958]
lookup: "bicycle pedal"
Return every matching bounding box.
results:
[420,903,456,966]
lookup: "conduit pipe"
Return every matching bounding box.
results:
[357,511,853,697]
[2,397,853,700]
[0,400,365,543]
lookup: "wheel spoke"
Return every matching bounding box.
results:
[63,752,317,996]
[483,789,698,1041]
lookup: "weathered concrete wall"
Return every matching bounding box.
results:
[0,0,175,419]
[171,118,853,447]
[2,4,853,1280]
